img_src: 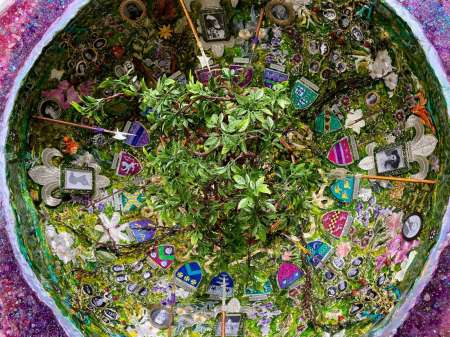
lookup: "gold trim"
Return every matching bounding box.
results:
[266,0,295,26]
[119,0,147,25]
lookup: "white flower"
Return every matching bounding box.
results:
[358,188,373,202]
[385,133,396,144]
[238,29,252,40]
[368,50,393,79]
[345,109,366,134]
[95,212,130,244]
[293,0,311,11]
[175,287,190,299]
[384,72,399,90]
[129,320,161,337]
[272,26,282,38]
[46,225,77,264]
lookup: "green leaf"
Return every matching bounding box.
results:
[204,134,220,151]
[266,116,274,129]
[206,114,219,128]
[71,101,82,112]
[238,197,253,210]
[238,117,250,132]
[265,201,276,212]
[277,97,290,109]
[213,166,228,175]
[257,184,271,194]
[233,175,246,185]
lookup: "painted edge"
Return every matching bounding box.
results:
[371,2,450,335]
[382,0,450,115]
[0,1,89,336]
[0,0,13,15]
[0,1,447,337]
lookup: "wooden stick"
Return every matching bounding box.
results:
[282,234,310,255]
[177,0,210,70]
[329,169,437,185]
[221,278,227,337]
[361,174,437,185]
[177,0,202,48]
[252,7,265,52]
[32,115,133,136]
[34,115,103,131]
[221,311,226,337]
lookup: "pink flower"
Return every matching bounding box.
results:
[375,255,389,271]
[42,80,94,110]
[386,212,402,236]
[387,234,419,264]
[79,80,95,96]
[336,242,352,258]
[282,250,293,261]
[375,234,419,271]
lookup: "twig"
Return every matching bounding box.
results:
[177,0,210,70]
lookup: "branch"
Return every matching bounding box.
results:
[179,94,236,114]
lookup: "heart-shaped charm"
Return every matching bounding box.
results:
[330,176,359,203]
[327,136,359,166]
[127,219,156,243]
[315,110,342,134]
[174,261,203,292]
[306,240,334,269]
[276,262,304,290]
[321,210,353,239]
[123,121,150,147]
[149,244,175,269]
[207,272,234,298]
[113,151,142,176]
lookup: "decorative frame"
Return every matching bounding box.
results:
[266,0,295,26]
[373,143,409,176]
[82,47,98,62]
[149,305,172,329]
[60,165,95,194]
[215,313,244,337]
[402,213,423,241]
[119,0,147,25]
[200,8,229,42]
[38,98,62,119]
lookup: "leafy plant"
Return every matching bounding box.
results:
[76,70,322,261]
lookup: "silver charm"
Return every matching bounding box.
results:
[358,115,438,179]
[28,148,110,206]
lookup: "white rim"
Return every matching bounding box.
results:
[0,1,448,337]
[370,2,450,335]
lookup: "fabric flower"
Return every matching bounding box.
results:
[130,320,161,337]
[369,50,393,79]
[43,80,80,110]
[46,225,77,264]
[384,72,399,90]
[175,287,190,299]
[293,0,312,11]
[385,211,403,236]
[375,254,389,271]
[43,80,94,110]
[336,242,352,258]
[95,212,130,244]
[238,28,252,40]
[387,234,419,265]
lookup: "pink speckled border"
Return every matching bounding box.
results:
[0,1,448,337]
